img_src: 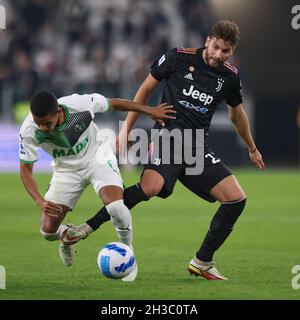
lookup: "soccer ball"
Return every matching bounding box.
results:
[97,242,136,279]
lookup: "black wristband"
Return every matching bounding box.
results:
[249,148,257,153]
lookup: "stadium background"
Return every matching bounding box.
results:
[0,0,300,300]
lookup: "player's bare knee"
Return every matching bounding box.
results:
[238,187,247,200]
[139,181,162,198]
[140,170,164,197]
[99,186,123,207]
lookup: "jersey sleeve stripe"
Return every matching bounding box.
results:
[20,159,37,164]
[223,62,238,74]
[105,98,110,111]
[177,47,197,54]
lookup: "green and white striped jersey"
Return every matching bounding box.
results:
[19,93,110,171]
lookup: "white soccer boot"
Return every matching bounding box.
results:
[187,257,228,280]
[59,242,75,267]
[61,223,93,245]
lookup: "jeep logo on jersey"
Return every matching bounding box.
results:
[74,122,86,133]
[182,85,213,106]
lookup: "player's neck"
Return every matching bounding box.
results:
[57,107,66,126]
[202,48,209,66]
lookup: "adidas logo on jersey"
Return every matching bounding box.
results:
[184,73,193,80]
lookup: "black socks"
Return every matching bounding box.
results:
[196,198,246,262]
[86,183,149,231]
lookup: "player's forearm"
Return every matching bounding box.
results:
[122,111,140,133]
[110,98,153,116]
[20,168,44,206]
[123,81,155,132]
[232,113,256,151]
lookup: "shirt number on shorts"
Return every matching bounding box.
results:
[205,153,221,164]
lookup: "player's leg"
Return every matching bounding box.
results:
[88,151,142,281]
[39,205,69,240]
[76,168,166,234]
[40,205,76,267]
[85,174,154,231]
[99,185,133,246]
[64,139,182,243]
[98,169,165,243]
[209,174,246,202]
[188,176,246,279]
[67,133,183,235]
[180,153,246,279]
[43,171,87,266]
[195,175,246,264]
[98,185,140,283]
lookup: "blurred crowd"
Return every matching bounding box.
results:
[0,0,217,122]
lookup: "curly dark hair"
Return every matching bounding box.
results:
[208,20,240,48]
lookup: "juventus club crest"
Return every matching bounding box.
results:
[216,78,224,92]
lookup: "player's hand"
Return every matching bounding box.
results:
[37,200,63,218]
[249,148,265,170]
[149,103,176,126]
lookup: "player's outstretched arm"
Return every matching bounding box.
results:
[109,99,175,122]
[228,104,265,170]
[116,74,163,153]
[109,74,175,123]
[125,74,162,130]
[20,162,62,217]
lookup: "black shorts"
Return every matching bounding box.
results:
[143,149,232,203]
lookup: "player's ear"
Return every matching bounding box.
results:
[205,36,211,47]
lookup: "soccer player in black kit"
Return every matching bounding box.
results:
[64,20,265,281]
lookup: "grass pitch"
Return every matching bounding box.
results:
[0,169,299,300]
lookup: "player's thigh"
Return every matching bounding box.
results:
[89,153,124,205]
[45,170,87,210]
[179,152,234,203]
[142,137,183,198]
[40,205,69,233]
[210,175,246,203]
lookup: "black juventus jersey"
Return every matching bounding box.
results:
[151,47,243,147]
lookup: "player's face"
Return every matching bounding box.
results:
[33,111,59,132]
[204,37,234,67]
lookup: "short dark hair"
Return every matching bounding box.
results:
[30,90,58,117]
[208,20,240,48]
